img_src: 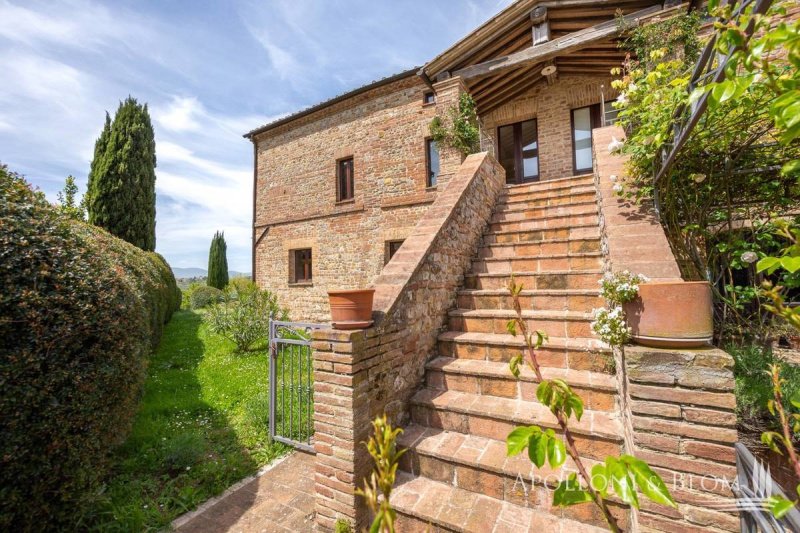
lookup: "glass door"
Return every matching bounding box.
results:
[497,119,539,184]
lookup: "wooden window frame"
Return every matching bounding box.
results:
[290,248,312,284]
[496,119,539,184]
[385,240,404,265]
[570,104,603,175]
[423,91,436,105]
[425,137,439,188]
[336,156,354,203]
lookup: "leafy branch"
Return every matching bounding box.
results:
[505,277,676,532]
[429,92,480,157]
[355,415,406,533]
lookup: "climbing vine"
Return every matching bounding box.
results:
[429,92,481,156]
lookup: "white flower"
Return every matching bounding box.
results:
[608,136,624,154]
[616,93,629,107]
[692,173,706,183]
[609,174,617,182]
[612,184,623,193]
[628,82,638,92]
[741,251,758,264]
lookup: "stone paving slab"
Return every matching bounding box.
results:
[172,451,316,533]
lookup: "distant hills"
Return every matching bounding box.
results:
[172,267,250,279]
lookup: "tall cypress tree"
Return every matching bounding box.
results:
[86,97,157,251]
[207,231,229,289]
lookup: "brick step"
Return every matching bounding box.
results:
[464,269,602,290]
[410,389,622,445]
[437,331,612,373]
[489,214,599,234]
[477,237,600,259]
[397,428,628,530]
[471,252,603,274]
[502,174,594,195]
[457,289,602,313]
[499,187,597,209]
[425,357,617,411]
[449,308,593,338]
[483,224,599,245]
[392,473,610,532]
[491,202,598,223]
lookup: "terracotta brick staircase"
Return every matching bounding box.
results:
[392,175,626,532]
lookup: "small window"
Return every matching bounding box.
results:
[291,248,312,283]
[386,240,404,264]
[426,138,440,188]
[337,157,354,202]
[423,91,436,105]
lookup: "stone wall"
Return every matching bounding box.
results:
[310,152,505,530]
[592,125,739,532]
[481,75,619,181]
[251,74,441,322]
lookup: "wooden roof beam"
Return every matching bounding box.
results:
[452,3,665,82]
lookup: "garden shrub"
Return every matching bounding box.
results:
[205,283,287,351]
[190,285,224,309]
[0,164,179,530]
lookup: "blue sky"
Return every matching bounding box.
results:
[0,0,512,271]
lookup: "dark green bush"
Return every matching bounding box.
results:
[190,285,224,309]
[0,164,179,530]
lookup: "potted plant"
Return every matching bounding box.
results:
[328,289,375,330]
[623,280,713,348]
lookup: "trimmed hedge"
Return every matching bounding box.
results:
[0,165,180,530]
[190,285,224,309]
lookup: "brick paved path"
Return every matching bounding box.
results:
[172,451,316,532]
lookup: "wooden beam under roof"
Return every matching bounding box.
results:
[451,4,664,82]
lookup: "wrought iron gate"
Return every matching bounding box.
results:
[268,318,326,453]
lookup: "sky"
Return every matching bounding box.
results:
[0,0,513,272]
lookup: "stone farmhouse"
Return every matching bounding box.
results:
[245,1,742,531]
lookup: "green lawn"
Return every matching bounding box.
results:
[86,310,290,531]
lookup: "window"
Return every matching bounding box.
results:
[291,249,312,283]
[571,102,617,174]
[423,91,436,105]
[426,138,440,187]
[497,119,539,184]
[385,240,404,264]
[337,157,354,202]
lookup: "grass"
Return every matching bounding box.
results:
[84,310,294,531]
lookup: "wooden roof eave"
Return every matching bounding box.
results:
[422,0,667,79]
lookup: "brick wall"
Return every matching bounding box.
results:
[310,152,505,530]
[481,75,619,181]
[251,74,441,321]
[592,126,739,531]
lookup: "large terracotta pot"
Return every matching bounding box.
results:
[623,281,713,348]
[328,289,375,330]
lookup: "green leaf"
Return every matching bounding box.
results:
[791,393,800,410]
[607,457,639,508]
[591,463,609,498]
[621,455,677,508]
[535,330,548,348]
[781,256,800,273]
[506,320,517,336]
[528,432,548,468]
[509,355,523,379]
[507,426,539,456]
[547,434,567,468]
[553,473,594,507]
[767,496,796,519]
[537,380,554,406]
[566,393,584,422]
[757,256,780,273]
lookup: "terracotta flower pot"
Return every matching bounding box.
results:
[622,281,713,348]
[328,289,375,330]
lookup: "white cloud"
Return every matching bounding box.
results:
[154,96,204,132]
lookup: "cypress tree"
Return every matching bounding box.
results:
[207,231,229,289]
[86,97,157,251]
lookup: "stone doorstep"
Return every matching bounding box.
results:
[476,252,603,263]
[391,473,609,533]
[501,177,595,197]
[504,173,594,189]
[464,270,604,291]
[499,188,597,208]
[409,388,622,441]
[448,308,593,322]
[484,222,600,238]
[425,357,617,393]
[491,203,598,222]
[489,215,600,233]
[477,236,601,256]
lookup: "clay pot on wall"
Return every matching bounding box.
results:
[328,289,375,330]
[623,281,713,348]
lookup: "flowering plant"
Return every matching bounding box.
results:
[591,306,631,347]
[599,271,648,306]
